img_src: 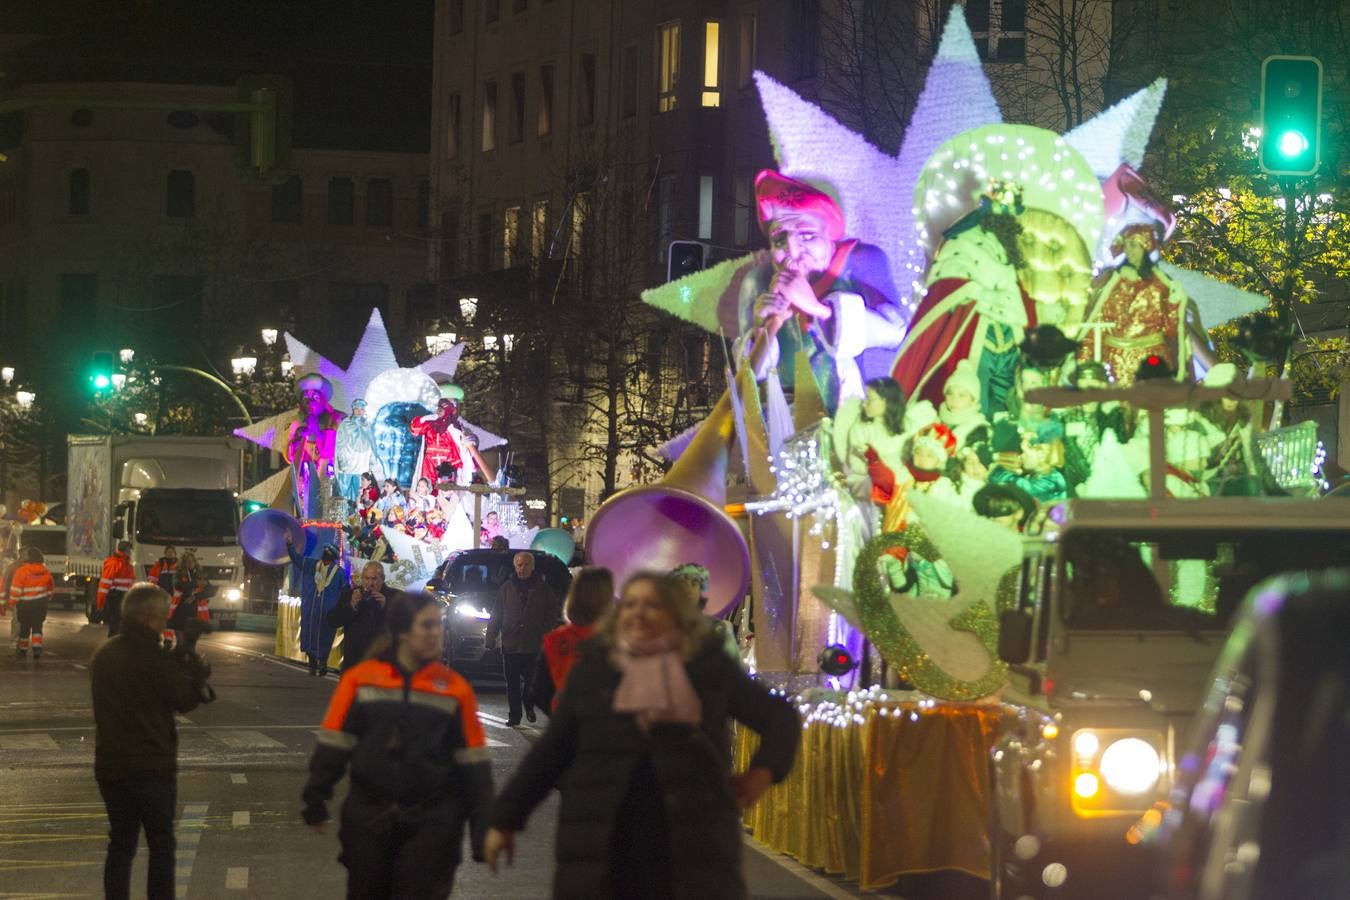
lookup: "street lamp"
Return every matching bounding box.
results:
[426,331,457,355]
[279,354,294,376]
[482,334,498,350]
[1,366,12,386]
[260,327,279,346]
[14,390,35,410]
[133,412,149,427]
[110,373,127,390]
[119,348,135,365]
[459,296,478,323]
[502,333,515,352]
[230,353,258,378]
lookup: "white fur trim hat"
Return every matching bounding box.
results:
[943,359,981,403]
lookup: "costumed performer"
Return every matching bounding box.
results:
[738,170,904,412]
[1061,362,1130,494]
[1078,166,1189,386]
[286,536,347,677]
[892,182,1037,418]
[334,399,384,504]
[831,377,907,507]
[936,358,990,450]
[286,374,343,519]
[410,387,496,487]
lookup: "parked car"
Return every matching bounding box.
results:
[1145,569,1350,900]
[426,548,571,668]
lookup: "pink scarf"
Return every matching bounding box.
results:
[611,634,702,733]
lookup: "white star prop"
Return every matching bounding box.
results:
[1157,260,1271,327]
[1065,79,1168,180]
[236,307,505,459]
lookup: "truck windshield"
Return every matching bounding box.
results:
[1062,529,1350,631]
[136,492,239,546]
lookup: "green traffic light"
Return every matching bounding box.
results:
[1277,129,1309,158]
[92,373,112,389]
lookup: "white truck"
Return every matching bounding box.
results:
[988,497,1350,898]
[66,435,248,628]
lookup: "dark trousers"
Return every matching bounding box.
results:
[98,773,177,900]
[339,817,458,899]
[501,651,536,722]
[15,598,47,644]
[105,591,124,637]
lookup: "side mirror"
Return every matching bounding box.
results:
[112,520,125,540]
[998,610,1033,664]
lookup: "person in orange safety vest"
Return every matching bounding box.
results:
[7,546,55,658]
[530,567,613,716]
[96,541,136,637]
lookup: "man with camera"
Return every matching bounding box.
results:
[326,561,402,673]
[91,583,212,900]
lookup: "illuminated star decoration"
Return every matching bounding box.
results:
[234,307,504,459]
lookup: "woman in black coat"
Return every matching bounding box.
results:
[485,572,800,900]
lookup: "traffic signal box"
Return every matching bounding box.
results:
[1260,56,1323,176]
[88,350,115,393]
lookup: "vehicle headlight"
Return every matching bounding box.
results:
[1098,738,1162,795]
[454,602,491,620]
[222,588,242,603]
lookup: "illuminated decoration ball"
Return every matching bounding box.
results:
[909,124,1105,271]
[530,527,575,564]
[364,368,442,420]
[818,643,856,677]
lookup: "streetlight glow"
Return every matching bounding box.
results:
[15,390,35,409]
[231,355,258,377]
[459,297,478,323]
[119,348,135,364]
[502,333,515,352]
[482,334,498,350]
[280,355,294,376]
[133,412,149,426]
[260,328,278,346]
[110,373,127,390]
[1,366,13,385]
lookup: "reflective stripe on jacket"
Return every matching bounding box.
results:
[96,553,135,609]
[6,563,55,606]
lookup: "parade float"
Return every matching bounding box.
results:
[232,309,560,665]
[629,6,1333,891]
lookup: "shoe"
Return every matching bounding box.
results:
[525,708,537,724]
[318,666,330,678]
[505,718,521,727]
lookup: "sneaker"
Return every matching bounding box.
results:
[505,718,521,727]
[525,708,537,724]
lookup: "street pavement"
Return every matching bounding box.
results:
[0,609,866,899]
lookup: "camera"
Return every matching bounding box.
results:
[173,619,217,704]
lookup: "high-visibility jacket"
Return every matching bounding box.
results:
[302,654,494,857]
[539,623,594,712]
[96,552,135,610]
[6,562,54,607]
[169,574,208,625]
[148,557,177,592]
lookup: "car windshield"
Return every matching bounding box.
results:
[444,559,513,594]
[21,531,67,556]
[1062,528,1350,631]
[136,492,239,545]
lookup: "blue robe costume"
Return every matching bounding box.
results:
[288,544,347,663]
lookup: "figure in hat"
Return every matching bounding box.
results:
[891,181,1041,418]
[409,385,494,488]
[738,170,904,411]
[936,359,990,451]
[286,535,348,677]
[1061,362,1131,493]
[1078,165,1190,386]
[334,398,384,505]
[286,374,343,518]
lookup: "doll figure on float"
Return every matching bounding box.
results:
[409,385,494,488]
[1079,165,1190,386]
[334,399,384,505]
[737,170,905,412]
[286,374,343,519]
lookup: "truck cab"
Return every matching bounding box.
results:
[989,498,1350,898]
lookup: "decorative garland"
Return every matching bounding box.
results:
[853,527,1013,700]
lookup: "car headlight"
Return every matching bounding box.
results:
[222,588,242,603]
[1098,738,1162,795]
[454,602,491,620]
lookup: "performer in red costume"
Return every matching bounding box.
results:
[891,183,1038,418]
[409,397,466,485]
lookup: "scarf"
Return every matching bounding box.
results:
[610,633,702,733]
[314,560,340,593]
[906,464,943,483]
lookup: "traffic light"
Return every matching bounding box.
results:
[1259,55,1322,176]
[242,499,268,517]
[667,240,708,282]
[1135,353,1174,382]
[88,351,115,392]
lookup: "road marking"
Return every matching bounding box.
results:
[230,773,248,784]
[0,734,59,751]
[211,730,285,749]
[176,715,194,725]
[487,738,508,748]
[232,811,250,827]
[176,803,209,900]
[226,866,250,890]
[72,662,88,669]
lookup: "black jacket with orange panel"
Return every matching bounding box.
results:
[301,653,494,859]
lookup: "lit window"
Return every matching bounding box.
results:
[503,206,520,267]
[537,65,554,137]
[657,21,680,113]
[570,192,589,259]
[531,199,549,261]
[482,81,497,151]
[702,21,721,107]
[698,175,713,240]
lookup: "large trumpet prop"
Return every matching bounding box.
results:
[585,373,753,618]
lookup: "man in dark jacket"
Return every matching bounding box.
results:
[486,552,560,726]
[326,561,401,672]
[91,583,210,900]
